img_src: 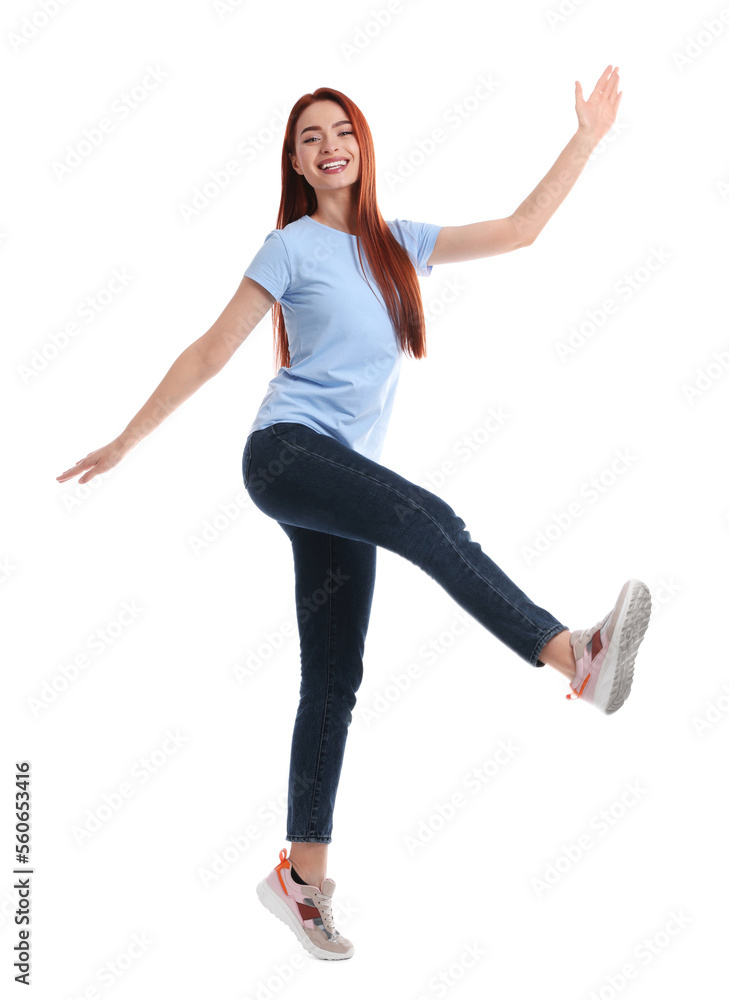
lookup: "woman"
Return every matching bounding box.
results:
[57,68,651,962]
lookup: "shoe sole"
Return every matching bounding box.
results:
[255,877,354,961]
[594,579,652,714]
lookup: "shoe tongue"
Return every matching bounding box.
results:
[570,628,587,661]
[320,877,336,896]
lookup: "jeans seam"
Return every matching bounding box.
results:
[287,835,331,843]
[270,424,548,636]
[304,533,336,839]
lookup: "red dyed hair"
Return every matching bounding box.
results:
[268,87,429,372]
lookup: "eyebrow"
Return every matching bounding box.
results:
[300,119,351,137]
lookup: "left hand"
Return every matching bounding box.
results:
[575,65,622,143]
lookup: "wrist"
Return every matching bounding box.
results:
[571,127,600,165]
[574,125,600,148]
[117,428,141,450]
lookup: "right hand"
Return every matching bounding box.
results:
[56,435,133,485]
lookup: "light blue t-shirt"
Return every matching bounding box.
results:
[243,214,442,463]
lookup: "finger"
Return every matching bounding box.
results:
[594,64,612,90]
[606,67,620,97]
[592,64,613,98]
[58,457,96,480]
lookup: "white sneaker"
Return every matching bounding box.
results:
[566,579,652,714]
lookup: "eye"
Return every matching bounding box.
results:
[304,130,353,143]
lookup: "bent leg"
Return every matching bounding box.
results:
[247,423,567,668]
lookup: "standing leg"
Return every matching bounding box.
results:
[276,519,377,882]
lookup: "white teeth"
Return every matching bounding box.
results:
[320,160,347,170]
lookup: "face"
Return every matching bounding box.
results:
[289,100,360,191]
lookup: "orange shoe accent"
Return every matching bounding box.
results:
[565,671,591,700]
[275,848,291,895]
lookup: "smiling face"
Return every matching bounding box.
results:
[289,100,360,192]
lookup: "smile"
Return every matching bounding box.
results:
[318,159,349,172]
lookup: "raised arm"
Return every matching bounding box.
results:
[426,65,623,265]
[56,275,275,485]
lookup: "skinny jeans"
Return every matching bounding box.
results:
[242,421,568,844]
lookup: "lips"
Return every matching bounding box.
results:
[318,158,349,171]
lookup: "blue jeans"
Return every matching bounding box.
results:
[242,422,568,844]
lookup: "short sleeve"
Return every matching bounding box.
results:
[243,229,292,301]
[391,219,443,277]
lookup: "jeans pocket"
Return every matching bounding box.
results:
[270,422,300,444]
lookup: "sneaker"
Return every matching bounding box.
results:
[256,847,354,961]
[566,578,652,714]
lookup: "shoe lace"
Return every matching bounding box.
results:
[312,888,340,940]
[572,612,609,652]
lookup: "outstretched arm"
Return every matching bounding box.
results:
[426,65,623,265]
[56,276,274,485]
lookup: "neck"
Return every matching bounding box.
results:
[310,194,359,235]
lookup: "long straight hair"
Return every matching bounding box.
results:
[269,87,429,371]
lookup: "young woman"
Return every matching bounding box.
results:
[57,68,651,962]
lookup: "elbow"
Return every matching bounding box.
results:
[509,216,535,251]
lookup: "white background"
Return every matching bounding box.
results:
[3,0,727,996]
